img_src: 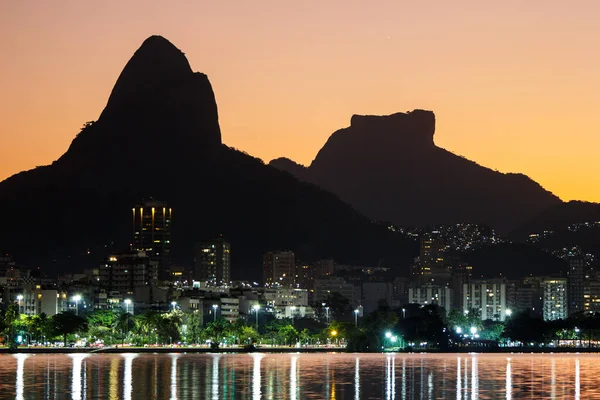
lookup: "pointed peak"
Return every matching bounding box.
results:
[100,35,193,117]
[141,35,176,45]
[137,35,186,57]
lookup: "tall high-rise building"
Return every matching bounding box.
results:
[263,251,295,287]
[132,200,172,278]
[194,237,231,285]
[568,257,585,316]
[463,280,508,321]
[413,235,450,286]
[450,263,472,310]
[542,277,568,321]
[420,235,446,267]
[584,271,600,313]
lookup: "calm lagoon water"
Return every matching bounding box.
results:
[0,352,597,399]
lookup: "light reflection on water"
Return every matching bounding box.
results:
[1,353,600,399]
[69,354,88,400]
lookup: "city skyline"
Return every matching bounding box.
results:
[1,1,600,202]
[2,3,600,397]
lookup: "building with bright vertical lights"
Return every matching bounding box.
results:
[194,237,231,286]
[132,200,172,279]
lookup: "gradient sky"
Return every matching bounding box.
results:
[1,1,599,202]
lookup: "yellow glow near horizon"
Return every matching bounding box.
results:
[0,1,599,202]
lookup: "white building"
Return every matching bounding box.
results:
[276,305,314,319]
[542,277,568,321]
[408,285,452,312]
[463,280,507,321]
[263,288,308,307]
[5,286,62,317]
[220,297,240,323]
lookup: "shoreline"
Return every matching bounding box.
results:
[2,346,600,355]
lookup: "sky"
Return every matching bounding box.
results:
[1,1,599,202]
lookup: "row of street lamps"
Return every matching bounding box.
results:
[168,302,261,329]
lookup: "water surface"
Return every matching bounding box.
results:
[0,352,596,399]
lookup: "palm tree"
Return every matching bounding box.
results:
[113,312,135,345]
[4,303,20,349]
[135,311,160,345]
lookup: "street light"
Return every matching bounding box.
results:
[212,304,218,322]
[252,304,260,329]
[470,326,477,339]
[402,308,406,319]
[170,301,177,311]
[505,309,512,317]
[384,331,393,350]
[16,295,23,314]
[330,330,338,346]
[73,295,81,316]
[124,299,132,314]
[354,309,359,327]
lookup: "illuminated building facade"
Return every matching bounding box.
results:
[413,236,450,286]
[542,277,568,321]
[419,236,446,268]
[194,237,231,285]
[584,271,600,313]
[132,200,172,279]
[4,286,61,316]
[263,251,295,288]
[584,281,600,313]
[99,251,158,295]
[463,280,508,321]
[408,285,452,312]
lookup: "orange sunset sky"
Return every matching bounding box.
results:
[1,1,599,202]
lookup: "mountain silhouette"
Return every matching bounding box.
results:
[512,201,600,238]
[0,36,416,279]
[270,110,564,233]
